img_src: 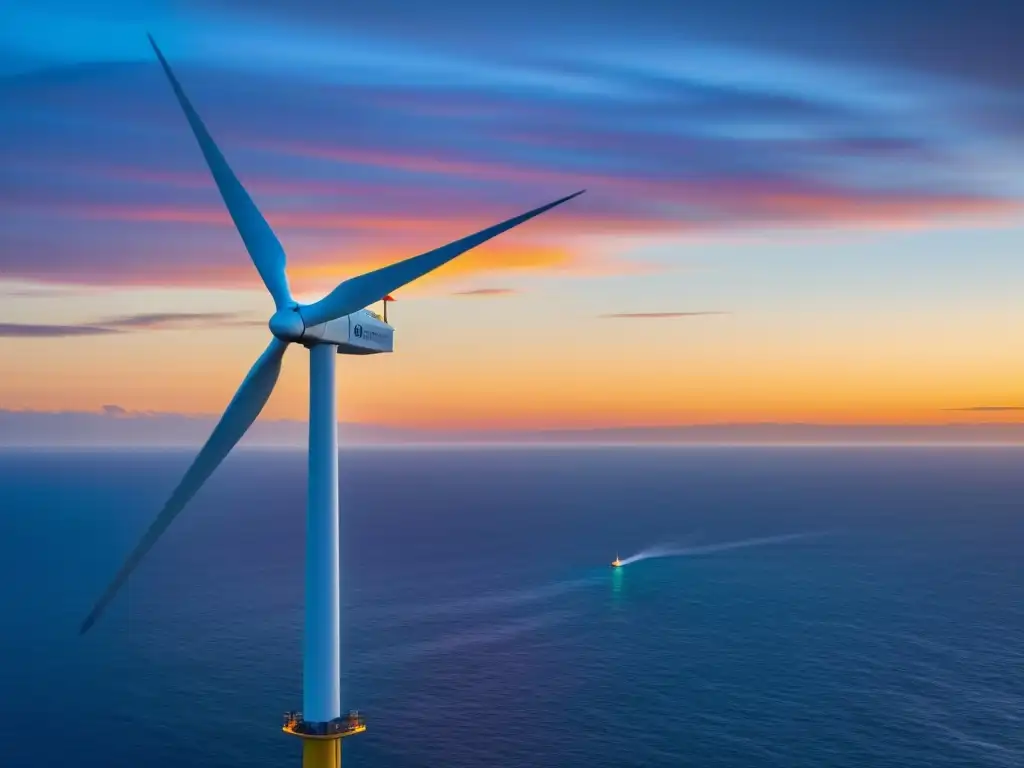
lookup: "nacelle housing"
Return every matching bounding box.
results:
[302,309,393,355]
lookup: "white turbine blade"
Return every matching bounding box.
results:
[299,190,585,327]
[80,337,288,634]
[148,35,293,309]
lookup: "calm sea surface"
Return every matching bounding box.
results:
[0,447,1022,767]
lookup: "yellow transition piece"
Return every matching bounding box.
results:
[302,738,341,768]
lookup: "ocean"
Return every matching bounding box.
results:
[0,446,1021,767]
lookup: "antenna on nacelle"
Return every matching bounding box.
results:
[383,294,395,323]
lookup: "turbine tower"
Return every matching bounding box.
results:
[79,36,583,768]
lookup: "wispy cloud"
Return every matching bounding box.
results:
[600,311,731,319]
[0,323,120,338]
[0,286,87,298]
[451,287,517,297]
[946,406,1024,412]
[0,311,257,338]
[96,312,258,329]
[2,25,1022,290]
[192,0,1024,92]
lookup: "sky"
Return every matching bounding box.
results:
[3,0,1024,439]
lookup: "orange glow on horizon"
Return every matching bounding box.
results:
[6,322,1023,431]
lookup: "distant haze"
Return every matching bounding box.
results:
[4,409,1024,447]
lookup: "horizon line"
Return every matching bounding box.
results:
[6,440,1024,450]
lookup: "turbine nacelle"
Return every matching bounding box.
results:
[270,306,394,353]
[303,309,394,354]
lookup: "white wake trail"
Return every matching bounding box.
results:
[617,531,822,566]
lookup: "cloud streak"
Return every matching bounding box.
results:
[0,311,255,338]
[96,311,258,329]
[600,311,731,319]
[0,323,120,338]
[947,406,1024,412]
[451,287,517,297]
[2,24,1021,289]
[187,0,1024,90]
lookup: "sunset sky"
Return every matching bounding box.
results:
[3,0,1024,434]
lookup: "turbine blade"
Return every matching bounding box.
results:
[80,337,288,634]
[299,190,585,326]
[148,35,293,309]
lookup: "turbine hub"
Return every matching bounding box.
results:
[269,307,304,342]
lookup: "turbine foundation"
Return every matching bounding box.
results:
[283,711,366,768]
[303,739,339,768]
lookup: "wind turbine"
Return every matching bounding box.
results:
[79,35,583,768]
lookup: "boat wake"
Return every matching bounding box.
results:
[617,531,823,567]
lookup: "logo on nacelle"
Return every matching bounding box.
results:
[353,324,363,338]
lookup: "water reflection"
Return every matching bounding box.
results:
[611,566,623,604]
